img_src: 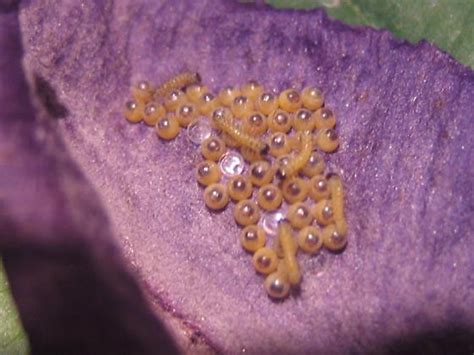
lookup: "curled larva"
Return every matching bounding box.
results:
[328,175,348,236]
[278,132,312,179]
[278,220,300,285]
[155,72,201,98]
[212,113,269,155]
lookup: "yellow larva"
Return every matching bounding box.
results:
[328,175,348,236]
[278,220,300,285]
[212,114,269,155]
[155,72,201,98]
[277,132,312,179]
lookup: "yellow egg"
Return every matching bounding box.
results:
[240,225,266,253]
[286,202,313,229]
[218,86,241,107]
[313,199,334,226]
[143,102,166,126]
[255,92,279,116]
[278,89,302,112]
[281,177,308,204]
[234,199,260,226]
[268,109,293,133]
[301,86,324,110]
[249,160,275,187]
[196,160,222,186]
[322,224,347,251]
[314,108,336,129]
[201,136,226,161]
[308,175,331,201]
[252,247,278,274]
[227,175,253,201]
[124,100,144,123]
[155,115,180,140]
[314,128,339,153]
[175,102,198,127]
[203,183,229,210]
[297,226,323,254]
[256,184,283,211]
[241,80,264,101]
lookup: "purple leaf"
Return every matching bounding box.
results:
[1,1,474,353]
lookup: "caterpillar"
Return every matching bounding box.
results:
[212,113,269,155]
[277,131,312,178]
[278,220,301,285]
[155,72,201,98]
[328,175,348,236]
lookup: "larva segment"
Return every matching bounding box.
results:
[278,221,301,285]
[155,72,201,98]
[278,132,312,179]
[328,175,348,236]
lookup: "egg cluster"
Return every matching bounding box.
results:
[124,72,348,300]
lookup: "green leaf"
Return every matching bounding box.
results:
[0,259,29,354]
[267,0,474,69]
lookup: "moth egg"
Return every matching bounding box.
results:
[286,202,313,229]
[314,128,340,153]
[186,84,209,104]
[297,226,323,254]
[231,95,254,118]
[252,247,278,274]
[234,199,261,226]
[227,175,253,201]
[143,101,166,126]
[293,108,315,132]
[131,80,153,103]
[308,175,331,201]
[322,224,347,251]
[314,108,336,129]
[176,102,198,127]
[301,86,324,110]
[281,177,308,204]
[257,184,283,211]
[301,151,326,177]
[203,183,229,210]
[249,160,275,187]
[255,92,278,116]
[241,80,264,101]
[218,86,241,107]
[264,271,290,299]
[201,136,226,161]
[198,92,220,116]
[196,160,222,186]
[313,199,334,226]
[164,90,187,112]
[124,100,144,123]
[268,109,293,133]
[155,115,180,140]
[278,89,302,113]
[240,225,266,253]
[242,112,268,136]
[268,132,292,157]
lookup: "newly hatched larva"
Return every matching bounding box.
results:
[308,175,331,202]
[212,114,269,155]
[203,183,229,210]
[314,108,336,129]
[218,86,241,107]
[231,95,254,118]
[255,92,279,116]
[163,90,187,112]
[201,136,226,161]
[252,247,278,274]
[186,83,209,104]
[175,102,198,127]
[241,80,264,101]
[278,132,312,179]
[268,109,293,133]
[257,184,283,211]
[240,225,266,253]
[198,92,220,116]
[234,199,261,226]
[124,100,144,123]
[196,160,222,186]
[301,151,326,177]
[278,89,302,112]
[278,221,301,285]
[268,133,292,158]
[242,112,267,136]
[281,177,308,204]
[227,175,253,201]
[313,199,334,226]
[322,224,347,251]
[293,108,315,132]
[297,226,323,254]
[264,262,291,299]
[249,160,275,187]
[286,202,313,229]
[156,115,180,140]
[143,102,166,126]
[314,128,339,153]
[131,80,153,103]
[155,72,201,98]
[301,86,324,110]
[328,175,348,236]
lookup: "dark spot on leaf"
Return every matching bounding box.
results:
[34,75,69,119]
